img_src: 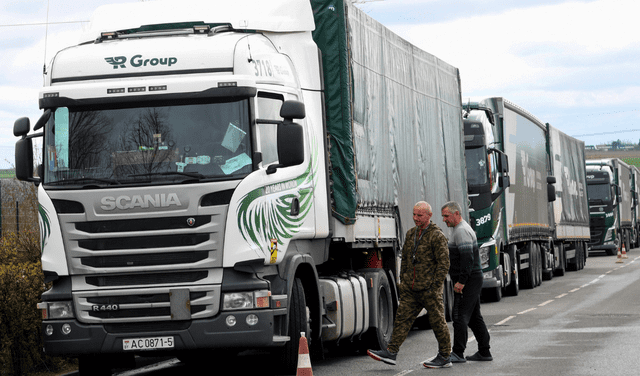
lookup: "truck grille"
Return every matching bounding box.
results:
[74,286,220,324]
[52,198,229,324]
[60,210,225,277]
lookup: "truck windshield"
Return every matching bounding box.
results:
[43,99,252,186]
[587,183,611,203]
[465,146,489,186]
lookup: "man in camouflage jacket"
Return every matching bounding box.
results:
[368,201,452,368]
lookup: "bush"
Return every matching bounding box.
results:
[0,232,75,376]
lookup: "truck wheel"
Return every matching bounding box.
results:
[580,242,587,269]
[363,270,394,349]
[520,244,534,289]
[483,285,502,303]
[504,253,519,296]
[535,244,543,287]
[542,243,554,281]
[79,355,112,376]
[279,278,309,374]
[606,237,620,256]
[554,243,566,277]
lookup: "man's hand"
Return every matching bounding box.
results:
[454,282,465,294]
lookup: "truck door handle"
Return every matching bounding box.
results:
[290,197,300,216]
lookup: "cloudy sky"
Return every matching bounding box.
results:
[1,0,638,169]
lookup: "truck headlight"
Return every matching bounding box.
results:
[479,241,496,270]
[38,301,74,319]
[222,290,270,311]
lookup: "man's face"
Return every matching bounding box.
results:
[413,206,432,229]
[441,208,460,228]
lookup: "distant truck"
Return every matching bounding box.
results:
[463,98,589,301]
[586,158,634,255]
[13,0,467,374]
[630,165,640,249]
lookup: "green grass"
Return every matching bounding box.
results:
[622,157,640,168]
[0,170,15,179]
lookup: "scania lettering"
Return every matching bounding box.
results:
[100,193,182,211]
[14,1,467,375]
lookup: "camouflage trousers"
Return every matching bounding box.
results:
[387,284,451,356]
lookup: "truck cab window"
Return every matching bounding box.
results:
[256,92,285,166]
[465,146,489,186]
[43,99,252,186]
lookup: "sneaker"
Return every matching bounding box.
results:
[450,352,467,363]
[367,348,397,365]
[422,353,452,368]
[466,351,493,361]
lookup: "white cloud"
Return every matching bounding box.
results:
[387,0,640,96]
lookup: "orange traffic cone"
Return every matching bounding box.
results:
[616,246,624,263]
[621,244,628,259]
[297,332,313,376]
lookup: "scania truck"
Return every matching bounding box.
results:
[13,0,467,374]
[586,158,633,255]
[463,98,589,302]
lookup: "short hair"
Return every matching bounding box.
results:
[415,201,432,214]
[441,201,462,215]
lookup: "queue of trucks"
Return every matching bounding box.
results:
[463,98,591,302]
[10,0,637,375]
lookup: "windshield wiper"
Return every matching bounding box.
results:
[128,171,205,179]
[47,177,122,186]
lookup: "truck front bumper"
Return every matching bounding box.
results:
[481,266,503,289]
[42,309,282,356]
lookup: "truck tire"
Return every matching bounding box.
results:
[535,243,543,287]
[554,243,566,277]
[580,242,587,269]
[542,243,554,281]
[504,253,519,296]
[279,277,309,375]
[606,237,620,256]
[79,355,112,376]
[363,270,394,349]
[520,243,536,289]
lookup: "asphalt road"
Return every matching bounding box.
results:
[67,248,640,376]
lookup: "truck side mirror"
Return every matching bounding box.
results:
[499,153,509,173]
[266,100,306,174]
[15,137,34,182]
[280,100,305,120]
[14,117,30,137]
[277,122,304,167]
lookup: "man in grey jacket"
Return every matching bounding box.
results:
[441,201,492,363]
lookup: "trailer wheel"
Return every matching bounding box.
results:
[554,243,566,277]
[579,242,587,270]
[520,243,536,289]
[542,243,554,281]
[535,243,543,287]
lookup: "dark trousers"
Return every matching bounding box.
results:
[452,272,491,356]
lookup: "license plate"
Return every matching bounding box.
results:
[123,336,174,351]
